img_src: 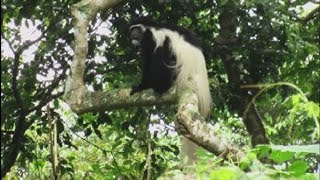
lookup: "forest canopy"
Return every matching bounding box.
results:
[1,0,319,179]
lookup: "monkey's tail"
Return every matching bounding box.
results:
[174,43,212,118]
[193,71,212,118]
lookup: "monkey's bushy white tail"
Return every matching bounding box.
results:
[174,41,212,118]
[151,28,212,118]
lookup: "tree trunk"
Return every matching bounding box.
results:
[217,1,269,146]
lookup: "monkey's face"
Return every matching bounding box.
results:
[129,25,145,46]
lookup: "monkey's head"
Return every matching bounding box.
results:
[129,16,157,46]
[129,25,146,46]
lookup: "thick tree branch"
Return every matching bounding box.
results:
[64,0,121,111]
[176,90,244,160]
[278,4,320,23]
[1,112,28,178]
[11,51,24,107]
[68,88,177,114]
[298,4,319,22]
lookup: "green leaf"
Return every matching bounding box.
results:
[112,140,122,150]
[269,150,294,164]
[220,0,229,6]
[239,152,256,170]
[288,160,308,176]
[271,144,320,155]
[91,164,104,175]
[291,95,301,105]
[254,145,271,158]
[210,167,245,180]
[53,99,59,108]
[304,102,319,119]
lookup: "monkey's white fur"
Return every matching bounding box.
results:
[132,25,212,118]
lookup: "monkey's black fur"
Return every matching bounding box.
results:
[130,30,177,94]
[129,17,202,95]
[129,16,212,118]
[131,17,202,49]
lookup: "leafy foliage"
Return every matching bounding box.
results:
[160,144,319,179]
[1,0,319,179]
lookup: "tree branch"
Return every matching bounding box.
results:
[1,22,45,179]
[1,112,28,178]
[299,4,319,22]
[278,3,320,23]
[11,48,24,108]
[146,141,152,180]
[176,90,244,160]
[1,32,16,54]
[28,63,68,114]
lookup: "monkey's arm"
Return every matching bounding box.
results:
[130,50,152,95]
[130,72,150,95]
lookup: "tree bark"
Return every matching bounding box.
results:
[1,112,27,178]
[217,1,269,146]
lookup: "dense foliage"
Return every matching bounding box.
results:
[1,0,319,179]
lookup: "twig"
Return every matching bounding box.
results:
[60,118,123,177]
[1,32,16,54]
[146,141,152,180]
[48,106,59,180]
[241,82,319,134]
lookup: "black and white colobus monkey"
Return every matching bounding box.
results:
[129,17,212,118]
